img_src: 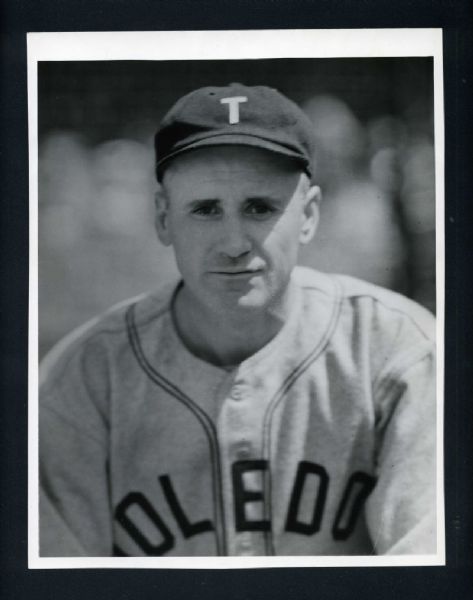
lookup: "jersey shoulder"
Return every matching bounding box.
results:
[294,266,436,395]
[335,271,435,343]
[294,266,435,341]
[40,282,177,389]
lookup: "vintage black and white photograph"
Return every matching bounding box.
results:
[28,30,444,567]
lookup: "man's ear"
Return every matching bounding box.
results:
[299,185,321,245]
[154,186,172,247]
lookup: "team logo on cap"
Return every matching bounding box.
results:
[220,96,248,124]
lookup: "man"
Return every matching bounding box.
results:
[39,83,436,557]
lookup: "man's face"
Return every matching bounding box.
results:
[156,146,320,316]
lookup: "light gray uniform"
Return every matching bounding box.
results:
[40,267,436,556]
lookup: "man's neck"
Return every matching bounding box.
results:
[172,285,293,368]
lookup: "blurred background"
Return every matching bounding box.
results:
[38,58,436,359]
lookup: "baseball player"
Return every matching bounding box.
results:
[39,83,437,557]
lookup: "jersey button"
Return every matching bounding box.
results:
[237,535,253,555]
[231,386,243,401]
[236,441,251,459]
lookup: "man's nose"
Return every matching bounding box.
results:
[218,217,252,259]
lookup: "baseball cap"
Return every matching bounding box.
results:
[154,83,316,181]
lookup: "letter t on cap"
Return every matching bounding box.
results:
[220,96,248,124]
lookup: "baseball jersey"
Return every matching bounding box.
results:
[39,266,437,557]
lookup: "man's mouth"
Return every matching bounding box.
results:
[210,269,263,276]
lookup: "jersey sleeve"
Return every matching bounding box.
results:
[365,347,437,554]
[39,340,114,557]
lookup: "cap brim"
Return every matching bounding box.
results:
[156,133,311,177]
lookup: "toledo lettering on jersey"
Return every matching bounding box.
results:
[113,459,376,556]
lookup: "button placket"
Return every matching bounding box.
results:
[218,371,269,555]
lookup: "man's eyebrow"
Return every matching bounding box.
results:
[187,198,220,208]
[184,196,286,208]
[245,196,286,206]
[246,196,283,202]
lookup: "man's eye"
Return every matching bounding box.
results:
[191,203,221,217]
[245,200,277,218]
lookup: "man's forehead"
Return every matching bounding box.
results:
[161,150,309,204]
